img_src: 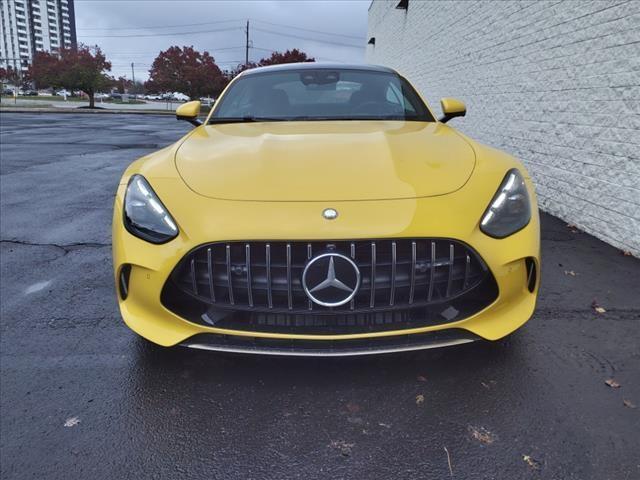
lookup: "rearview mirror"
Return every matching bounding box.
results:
[439,98,466,123]
[176,100,202,127]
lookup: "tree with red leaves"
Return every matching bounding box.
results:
[145,46,225,100]
[111,76,133,94]
[29,44,111,108]
[0,66,21,87]
[226,61,258,80]
[258,49,315,67]
[226,49,314,81]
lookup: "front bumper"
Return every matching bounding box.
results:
[112,173,540,353]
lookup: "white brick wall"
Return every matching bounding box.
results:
[366,0,640,255]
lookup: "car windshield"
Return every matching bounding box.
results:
[210,68,434,123]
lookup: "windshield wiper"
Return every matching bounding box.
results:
[208,116,287,124]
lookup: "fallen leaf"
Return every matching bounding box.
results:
[63,416,80,427]
[468,425,495,445]
[605,379,621,389]
[417,375,427,382]
[564,270,577,276]
[329,440,354,456]
[416,394,425,405]
[522,454,540,470]
[345,402,360,414]
[623,399,635,408]
[622,250,632,256]
[378,422,391,428]
[591,300,606,314]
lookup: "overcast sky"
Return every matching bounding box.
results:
[74,0,370,82]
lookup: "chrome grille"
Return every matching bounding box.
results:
[169,239,489,314]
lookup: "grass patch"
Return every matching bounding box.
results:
[1,95,86,102]
[107,99,146,105]
[0,103,54,109]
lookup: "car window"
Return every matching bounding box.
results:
[211,68,434,122]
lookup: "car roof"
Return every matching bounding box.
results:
[240,62,398,77]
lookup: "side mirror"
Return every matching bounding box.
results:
[176,100,202,126]
[439,98,466,123]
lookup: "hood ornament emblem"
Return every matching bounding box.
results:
[322,208,338,220]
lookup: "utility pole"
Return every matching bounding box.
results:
[131,62,135,94]
[245,20,249,67]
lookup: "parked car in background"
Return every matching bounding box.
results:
[160,92,190,101]
[199,96,216,106]
[95,93,111,100]
[55,89,71,97]
[144,94,162,101]
[19,90,39,96]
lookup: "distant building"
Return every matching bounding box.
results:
[0,0,77,74]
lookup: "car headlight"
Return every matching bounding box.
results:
[123,174,178,243]
[480,169,531,238]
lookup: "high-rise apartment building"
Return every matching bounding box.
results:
[0,0,77,73]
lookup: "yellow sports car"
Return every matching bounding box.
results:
[112,63,539,356]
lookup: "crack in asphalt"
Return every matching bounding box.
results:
[0,239,111,255]
[534,308,640,317]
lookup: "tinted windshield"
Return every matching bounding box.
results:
[210,68,434,123]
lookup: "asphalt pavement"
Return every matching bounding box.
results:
[1,113,639,480]
[1,96,183,111]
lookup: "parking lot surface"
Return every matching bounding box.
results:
[1,113,639,479]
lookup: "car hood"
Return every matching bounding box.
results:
[175,121,476,202]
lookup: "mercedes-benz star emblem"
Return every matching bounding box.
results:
[302,253,360,307]
[322,208,338,220]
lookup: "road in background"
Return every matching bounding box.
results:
[1,113,639,479]
[0,97,200,111]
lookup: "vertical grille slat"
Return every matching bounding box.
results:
[266,244,273,308]
[409,241,416,304]
[350,242,356,311]
[446,243,454,298]
[428,241,435,302]
[370,241,377,308]
[390,241,397,306]
[190,258,198,296]
[207,247,215,302]
[286,243,292,310]
[307,243,313,311]
[173,239,490,314]
[463,254,470,289]
[226,244,234,305]
[245,244,253,308]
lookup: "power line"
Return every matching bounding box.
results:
[250,18,363,41]
[77,19,243,31]
[107,46,247,56]
[251,27,364,49]
[77,17,363,43]
[77,25,240,39]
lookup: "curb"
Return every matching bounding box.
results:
[0,107,177,115]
